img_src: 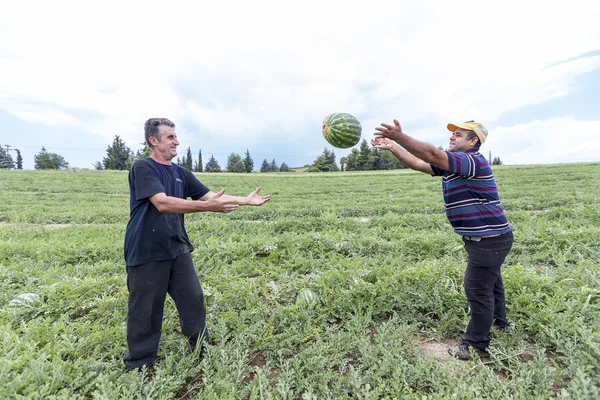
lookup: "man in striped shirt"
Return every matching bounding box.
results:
[373,119,514,360]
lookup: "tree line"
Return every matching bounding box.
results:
[0,136,503,171]
[0,146,70,170]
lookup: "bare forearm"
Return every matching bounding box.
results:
[388,143,433,174]
[375,120,448,171]
[152,196,215,213]
[393,134,440,164]
[219,194,249,206]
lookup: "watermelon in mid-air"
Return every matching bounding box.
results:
[322,113,362,148]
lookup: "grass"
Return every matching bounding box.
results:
[0,163,599,399]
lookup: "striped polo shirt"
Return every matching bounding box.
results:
[430,148,511,237]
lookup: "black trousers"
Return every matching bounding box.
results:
[462,231,514,350]
[123,252,209,370]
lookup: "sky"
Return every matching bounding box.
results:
[1,0,599,170]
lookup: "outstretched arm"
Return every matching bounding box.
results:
[374,119,449,171]
[371,137,434,174]
[200,187,271,206]
[149,187,271,214]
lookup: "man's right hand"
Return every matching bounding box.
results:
[202,189,240,213]
[371,137,394,150]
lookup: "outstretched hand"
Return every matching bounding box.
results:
[246,187,271,206]
[370,136,394,150]
[205,189,240,213]
[374,119,404,143]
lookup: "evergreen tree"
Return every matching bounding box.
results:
[492,156,503,165]
[340,157,346,172]
[176,157,181,165]
[205,155,221,172]
[226,153,245,173]
[371,148,383,170]
[260,158,270,172]
[0,146,15,169]
[184,147,193,170]
[270,158,278,172]
[243,149,254,173]
[102,135,133,170]
[34,147,70,170]
[197,150,203,172]
[93,161,103,170]
[312,148,338,172]
[358,139,374,170]
[380,149,406,169]
[344,148,360,171]
[15,149,23,169]
[279,162,290,172]
[135,143,152,159]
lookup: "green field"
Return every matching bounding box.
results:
[1,164,599,399]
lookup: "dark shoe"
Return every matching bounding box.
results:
[492,322,514,333]
[124,353,160,373]
[448,342,489,361]
[126,360,157,374]
[188,338,208,359]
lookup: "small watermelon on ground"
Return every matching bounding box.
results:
[322,113,362,148]
[8,293,40,308]
[296,289,319,308]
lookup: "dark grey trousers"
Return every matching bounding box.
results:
[462,231,514,350]
[123,252,209,370]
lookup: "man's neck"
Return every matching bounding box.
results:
[151,153,173,165]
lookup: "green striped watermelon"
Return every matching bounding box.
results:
[322,113,362,148]
[296,289,319,308]
[8,293,40,308]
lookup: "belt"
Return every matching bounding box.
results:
[463,234,501,242]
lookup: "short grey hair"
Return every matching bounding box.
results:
[144,118,175,147]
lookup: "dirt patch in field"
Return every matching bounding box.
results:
[0,222,109,229]
[240,351,279,399]
[418,338,458,363]
[45,224,73,229]
[243,351,278,384]
[173,370,204,400]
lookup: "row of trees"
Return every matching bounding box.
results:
[307,140,408,172]
[93,136,293,173]
[1,136,503,171]
[0,146,23,169]
[1,146,70,170]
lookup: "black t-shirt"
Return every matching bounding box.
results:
[124,158,210,267]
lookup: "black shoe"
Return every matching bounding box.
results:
[124,353,161,373]
[448,342,489,361]
[126,361,157,374]
[492,322,514,333]
[188,339,208,359]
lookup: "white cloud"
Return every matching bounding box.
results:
[488,117,600,164]
[1,0,599,167]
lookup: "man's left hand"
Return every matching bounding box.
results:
[246,187,271,206]
[374,119,404,142]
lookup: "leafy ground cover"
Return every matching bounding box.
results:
[0,163,599,399]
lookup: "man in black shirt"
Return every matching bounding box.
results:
[123,118,271,371]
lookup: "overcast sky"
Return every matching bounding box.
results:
[1,0,599,170]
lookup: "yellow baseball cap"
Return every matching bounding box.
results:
[447,120,488,144]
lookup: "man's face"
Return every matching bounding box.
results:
[151,126,179,160]
[448,128,477,152]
